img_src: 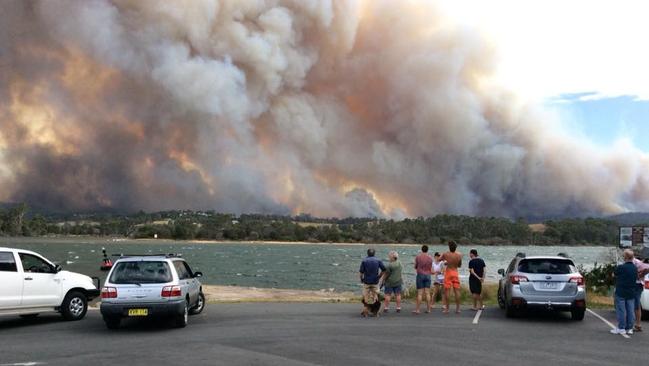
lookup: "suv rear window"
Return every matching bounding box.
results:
[109,261,172,284]
[518,259,575,274]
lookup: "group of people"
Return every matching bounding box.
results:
[612,249,649,335]
[359,241,486,317]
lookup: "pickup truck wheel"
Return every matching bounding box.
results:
[190,292,205,315]
[61,291,88,321]
[174,301,189,328]
[571,308,585,321]
[104,317,121,329]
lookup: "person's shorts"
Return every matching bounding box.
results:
[444,269,460,289]
[384,285,402,295]
[634,284,643,310]
[434,275,444,285]
[416,274,432,289]
[363,284,379,304]
[469,277,482,295]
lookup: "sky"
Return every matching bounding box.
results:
[438,0,649,151]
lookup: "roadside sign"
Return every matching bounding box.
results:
[619,227,632,248]
[619,226,649,248]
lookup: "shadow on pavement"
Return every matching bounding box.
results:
[0,314,65,329]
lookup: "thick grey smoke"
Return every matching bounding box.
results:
[1,0,649,218]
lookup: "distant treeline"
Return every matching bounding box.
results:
[0,204,632,245]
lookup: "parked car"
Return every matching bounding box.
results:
[0,247,100,321]
[100,254,205,329]
[497,253,586,320]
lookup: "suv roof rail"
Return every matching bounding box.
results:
[111,253,183,258]
[515,252,526,258]
[557,252,569,258]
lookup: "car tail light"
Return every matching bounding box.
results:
[569,276,585,286]
[645,280,649,290]
[510,275,528,285]
[101,287,117,299]
[161,286,182,297]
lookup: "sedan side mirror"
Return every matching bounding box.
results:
[194,271,203,278]
[497,268,505,276]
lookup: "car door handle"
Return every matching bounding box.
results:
[25,277,33,280]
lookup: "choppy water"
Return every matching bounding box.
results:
[1,237,616,292]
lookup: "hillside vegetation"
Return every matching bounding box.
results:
[0,204,639,245]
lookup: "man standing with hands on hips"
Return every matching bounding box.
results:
[440,241,463,314]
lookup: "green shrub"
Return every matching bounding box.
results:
[579,262,615,295]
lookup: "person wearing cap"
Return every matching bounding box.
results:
[381,250,403,313]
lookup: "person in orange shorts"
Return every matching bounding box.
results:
[440,241,462,314]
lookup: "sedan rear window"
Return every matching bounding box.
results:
[518,259,575,274]
[109,261,172,284]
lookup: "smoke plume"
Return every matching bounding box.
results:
[1,0,649,218]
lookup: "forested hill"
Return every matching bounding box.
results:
[0,204,642,245]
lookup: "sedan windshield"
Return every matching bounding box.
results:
[110,261,172,284]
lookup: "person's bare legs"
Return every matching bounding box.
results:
[383,293,392,312]
[396,293,402,311]
[425,287,432,313]
[431,284,440,308]
[442,287,450,313]
[472,293,478,310]
[635,307,642,330]
[414,288,423,314]
[453,287,461,313]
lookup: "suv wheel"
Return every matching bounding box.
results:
[497,285,505,309]
[174,300,189,328]
[505,301,518,318]
[104,316,121,329]
[571,308,585,321]
[61,291,88,321]
[190,292,205,315]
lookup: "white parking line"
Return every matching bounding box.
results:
[586,308,630,339]
[0,362,46,366]
[472,309,482,324]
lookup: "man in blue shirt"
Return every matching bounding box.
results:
[611,250,638,335]
[359,248,385,317]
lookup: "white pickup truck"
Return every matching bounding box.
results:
[0,247,100,320]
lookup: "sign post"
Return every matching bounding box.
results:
[619,226,649,259]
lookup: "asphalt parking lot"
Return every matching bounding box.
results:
[0,303,644,366]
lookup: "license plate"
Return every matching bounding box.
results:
[541,282,557,289]
[128,309,148,316]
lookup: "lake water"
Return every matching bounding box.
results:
[0,237,617,293]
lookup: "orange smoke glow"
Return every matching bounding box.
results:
[168,150,215,196]
[9,82,81,156]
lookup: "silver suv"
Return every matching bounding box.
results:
[100,254,205,329]
[497,253,586,320]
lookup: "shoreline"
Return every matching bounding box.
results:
[1,236,616,247]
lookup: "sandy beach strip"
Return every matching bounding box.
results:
[202,285,357,303]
